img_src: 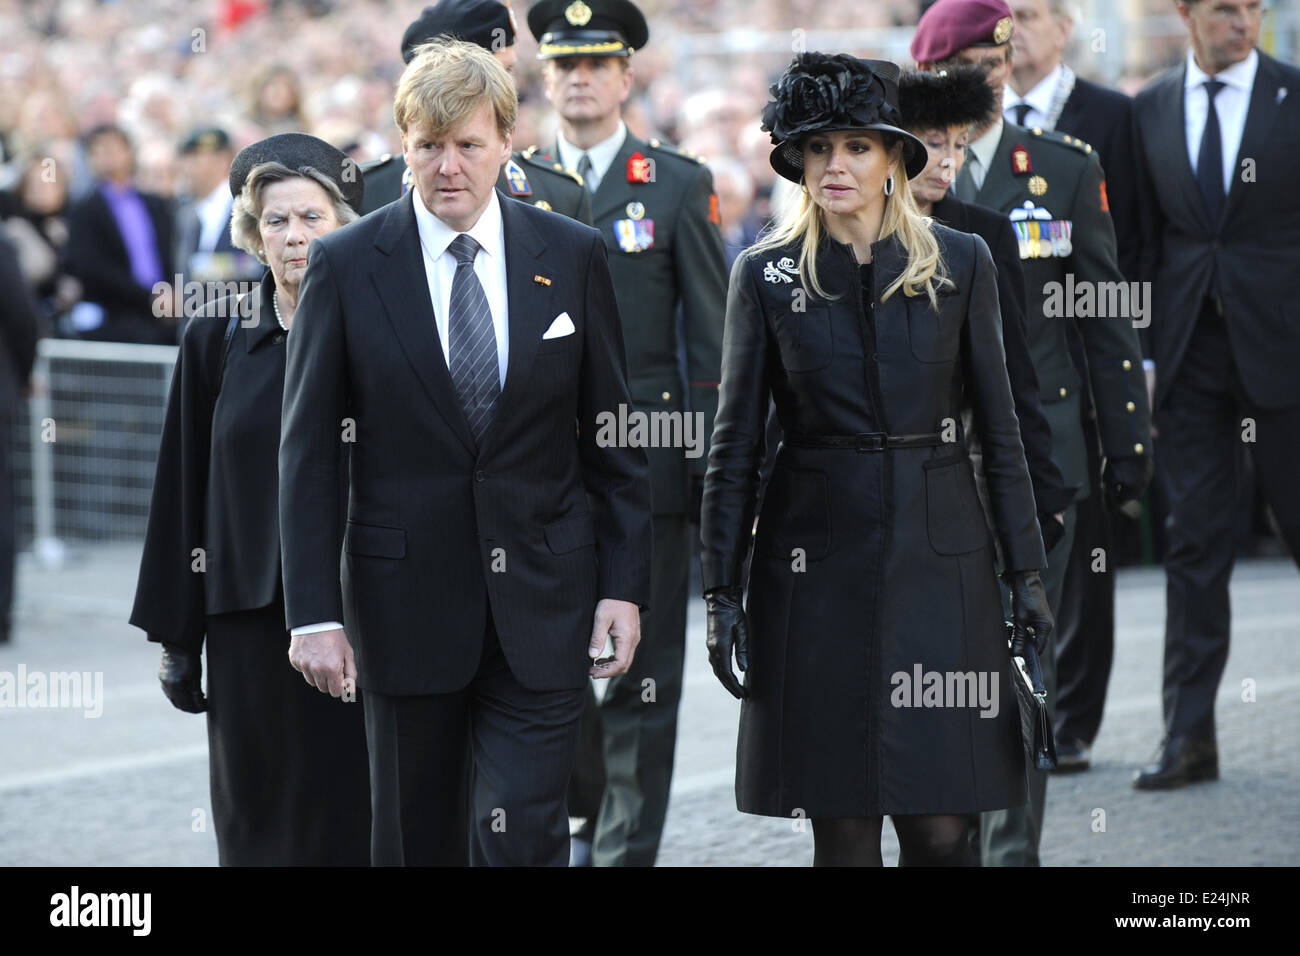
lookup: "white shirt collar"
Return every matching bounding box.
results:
[557,120,628,183]
[969,116,1003,171]
[1004,63,1063,117]
[1186,47,1258,93]
[410,183,505,265]
[198,181,231,214]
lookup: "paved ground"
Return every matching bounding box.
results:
[1,544,1296,866]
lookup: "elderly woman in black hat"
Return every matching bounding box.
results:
[700,53,1054,866]
[131,133,370,866]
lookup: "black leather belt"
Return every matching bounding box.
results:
[784,432,951,452]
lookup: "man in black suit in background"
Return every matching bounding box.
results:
[1003,0,1140,773]
[0,228,41,646]
[279,38,653,865]
[1131,0,1300,789]
[67,125,176,344]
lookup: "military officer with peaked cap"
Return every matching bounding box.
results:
[529,0,726,867]
[360,0,590,222]
[912,0,1152,867]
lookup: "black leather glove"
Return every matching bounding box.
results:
[1038,511,1066,554]
[1006,570,1053,656]
[159,644,207,713]
[705,586,749,699]
[689,474,704,526]
[1102,454,1154,507]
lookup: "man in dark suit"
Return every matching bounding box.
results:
[1003,0,1141,774]
[913,0,1152,865]
[1131,0,1300,790]
[0,227,40,645]
[360,0,591,222]
[279,38,653,866]
[530,0,727,867]
[67,124,177,344]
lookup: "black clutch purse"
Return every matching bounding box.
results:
[1006,621,1057,771]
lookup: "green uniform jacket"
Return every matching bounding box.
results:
[966,122,1151,499]
[564,132,726,516]
[358,147,592,223]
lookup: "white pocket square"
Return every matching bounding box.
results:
[542,312,576,339]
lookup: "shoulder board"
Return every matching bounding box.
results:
[517,146,583,186]
[359,153,396,173]
[646,138,708,165]
[1028,127,1093,156]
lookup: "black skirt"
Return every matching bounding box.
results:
[205,599,371,865]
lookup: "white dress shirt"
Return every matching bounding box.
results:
[1185,48,1258,194]
[290,188,511,639]
[556,120,628,194]
[196,184,234,253]
[1003,64,1063,131]
[965,117,1004,192]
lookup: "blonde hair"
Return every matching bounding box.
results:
[394,37,517,139]
[752,136,951,307]
[230,162,358,263]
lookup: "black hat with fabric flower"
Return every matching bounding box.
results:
[761,53,928,183]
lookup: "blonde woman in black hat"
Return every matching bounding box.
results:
[131,133,370,866]
[700,53,1054,866]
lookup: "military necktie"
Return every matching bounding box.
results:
[576,152,595,194]
[955,154,978,201]
[447,234,499,444]
[1012,102,1032,127]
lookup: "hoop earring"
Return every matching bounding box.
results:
[884,175,895,197]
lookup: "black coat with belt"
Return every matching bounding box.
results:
[279,190,654,695]
[130,273,306,650]
[701,225,1044,816]
[1132,50,1300,411]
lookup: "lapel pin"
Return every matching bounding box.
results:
[534,274,552,286]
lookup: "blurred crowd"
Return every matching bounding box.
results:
[0,0,1286,341]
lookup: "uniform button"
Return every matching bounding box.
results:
[474,470,486,482]
[870,352,878,362]
[1126,401,1136,412]
[1134,443,1145,455]
[1122,359,1132,371]
[661,391,671,401]
[1059,386,1068,398]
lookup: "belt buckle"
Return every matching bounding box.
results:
[855,433,885,452]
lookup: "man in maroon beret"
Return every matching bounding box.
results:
[912,0,1152,868]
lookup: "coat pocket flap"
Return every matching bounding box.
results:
[543,514,596,554]
[345,521,407,559]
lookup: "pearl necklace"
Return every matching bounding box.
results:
[272,290,288,331]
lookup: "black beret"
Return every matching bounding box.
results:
[402,0,517,63]
[180,127,232,154]
[527,0,648,58]
[897,66,996,133]
[228,132,365,213]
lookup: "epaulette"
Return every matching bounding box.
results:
[518,145,584,187]
[359,152,397,173]
[646,138,708,165]
[1028,126,1094,156]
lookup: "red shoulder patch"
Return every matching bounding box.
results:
[707,192,721,225]
[1099,179,1110,212]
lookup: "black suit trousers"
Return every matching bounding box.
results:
[1159,302,1300,738]
[364,606,586,866]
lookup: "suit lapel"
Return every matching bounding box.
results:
[1156,65,1213,232]
[1223,53,1282,225]
[483,193,552,451]
[369,192,477,456]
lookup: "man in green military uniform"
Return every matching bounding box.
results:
[913,0,1153,866]
[529,0,726,866]
[359,0,590,223]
